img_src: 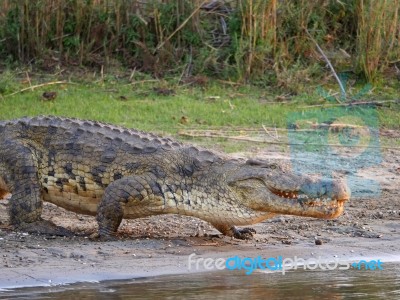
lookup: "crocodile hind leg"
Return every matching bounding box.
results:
[0,143,42,224]
[0,143,72,236]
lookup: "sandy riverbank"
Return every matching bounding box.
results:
[0,143,399,289]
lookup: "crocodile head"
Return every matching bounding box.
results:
[226,159,350,219]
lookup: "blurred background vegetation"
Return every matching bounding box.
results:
[0,0,399,87]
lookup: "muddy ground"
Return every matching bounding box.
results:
[0,133,399,288]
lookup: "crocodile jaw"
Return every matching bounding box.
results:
[266,179,350,218]
[267,190,347,219]
[231,177,350,219]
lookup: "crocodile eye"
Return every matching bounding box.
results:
[245,159,279,169]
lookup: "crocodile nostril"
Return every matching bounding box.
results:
[331,180,351,202]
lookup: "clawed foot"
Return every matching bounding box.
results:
[15,219,74,237]
[89,230,118,241]
[232,227,256,240]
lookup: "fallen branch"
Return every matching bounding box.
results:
[179,131,399,149]
[217,79,243,86]
[128,79,160,85]
[301,99,399,109]
[305,28,346,102]
[4,81,68,97]
[154,0,208,53]
[181,126,290,133]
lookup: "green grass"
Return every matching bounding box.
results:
[0,74,399,139]
[0,79,299,133]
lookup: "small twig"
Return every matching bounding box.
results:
[305,28,346,102]
[178,64,188,84]
[154,0,208,53]
[53,69,65,77]
[25,71,33,91]
[129,67,137,81]
[262,124,279,141]
[4,81,68,97]
[328,91,339,98]
[51,33,73,41]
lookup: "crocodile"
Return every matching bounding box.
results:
[0,116,350,239]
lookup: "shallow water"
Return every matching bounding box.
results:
[1,264,399,299]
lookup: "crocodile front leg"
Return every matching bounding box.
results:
[212,223,256,240]
[96,174,164,240]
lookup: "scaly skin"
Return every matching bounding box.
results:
[0,116,350,239]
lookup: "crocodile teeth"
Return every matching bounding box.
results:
[305,198,341,209]
[269,187,298,200]
[269,187,344,211]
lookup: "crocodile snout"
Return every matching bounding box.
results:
[299,178,350,202]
